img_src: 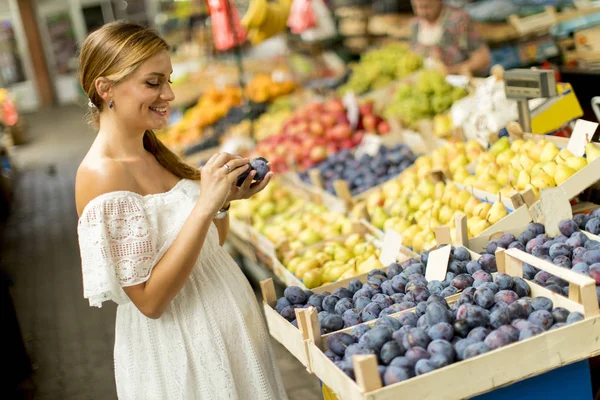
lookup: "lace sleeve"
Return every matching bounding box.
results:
[77,193,158,308]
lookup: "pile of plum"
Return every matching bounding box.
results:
[484,220,600,304]
[326,284,583,385]
[299,145,416,196]
[276,246,498,334]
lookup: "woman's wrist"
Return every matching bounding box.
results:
[220,202,231,212]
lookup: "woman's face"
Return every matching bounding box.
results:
[111,50,175,132]
[411,0,443,22]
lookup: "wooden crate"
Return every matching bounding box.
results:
[302,248,600,400]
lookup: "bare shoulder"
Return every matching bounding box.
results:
[75,156,136,216]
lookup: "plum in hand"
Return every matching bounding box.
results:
[236,157,270,186]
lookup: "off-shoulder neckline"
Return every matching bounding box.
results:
[79,179,192,219]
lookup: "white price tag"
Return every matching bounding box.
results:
[271,70,287,83]
[379,229,403,266]
[425,244,452,282]
[446,74,469,88]
[567,119,598,157]
[540,187,573,237]
[342,91,360,130]
[355,134,383,159]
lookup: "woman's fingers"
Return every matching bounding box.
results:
[247,172,273,195]
[224,157,249,172]
[240,170,256,190]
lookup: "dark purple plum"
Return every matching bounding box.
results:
[343,309,361,327]
[383,366,411,386]
[397,311,418,327]
[390,355,413,369]
[348,279,363,293]
[350,324,371,340]
[558,219,579,237]
[484,330,513,350]
[453,319,470,338]
[276,297,292,313]
[404,346,430,366]
[306,293,326,310]
[531,297,553,312]
[489,308,511,329]
[473,287,496,309]
[360,326,393,352]
[381,281,396,296]
[585,217,600,235]
[402,328,431,349]
[574,214,591,229]
[486,241,499,255]
[532,245,550,257]
[566,232,588,249]
[512,277,531,297]
[425,302,452,326]
[322,313,344,333]
[333,287,354,300]
[327,333,356,356]
[453,247,471,262]
[428,322,454,341]
[551,307,570,324]
[387,263,403,279]
[398,301,417,311]
[480,282,500,294]
[427,294,449,308]
[466,260,483,274]
[335,298,354,316]
[454,337,479,360]
[427,280,445,296]
[518,230,536,245]
[507,302,529,320]
[467,327,491,342]
[494,290,519,305]
[380,341,406,365]
[284,286,307,304]
[457,304,489,329]
[322,295,340,314]
[456,292,474,307]
[550,322,567,330]
[463,342,491,359]
[415,358,439,376]
[528,222,545,235]
[512,319,532,331]
[546,284,563,294]
[372,294,394,310]
[448,260,468,275]
[497,325,519,342]
[589,263,600,285]
[566,312,584,324]
[324,350,340,362]
[443,272,456,286]
[549,243,571,259]
[391,275,408,293]
[508,241,526,252]
[519,325,543,340]
[368,269,387,278]
[528,310,553,330]
[354,296,371,313]
[375,316,401,331]
[526,237,545,253]
[522,263,538,280]
[452,274,474,290]
[391,293,406,304]
[479,254,497,273]
[534,271,551,283]
[553,255,572,269]
[489,301,509,314]
[415,301,428,318]
[497,233,516,249]
[429,354,452,369]
[353,288,372,302]
[360,309,379,323]
[427,339,455,360]
[280,306,296,321]
[572,263,590,275]
[441,286,459,297]
[412,287,431,303]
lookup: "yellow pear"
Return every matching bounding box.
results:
[565,156,587,172]
[434,181,446,199]
[519,154,536,173]
[495,149,515,167]
[531,162,543,176]
[495,168,508,187]
[295,259,320,279]
[473,202,492,219]
[531,169,556,190]
[470,217,491,236]
[486,201,508,224]
[586,142,600,162]
[464,196,481,217]
[516,170,531,190]
[463,176,477,187]
[466,139,484,161]
[539,142,560,163]
[303,269,323,289]
[511,139,525,153]
[484,182,503,194]
[286,257,304,274]
[554,164,576,185]
[541,161,558,177]
[555,148,575,165]
[452,190,472,210]
[438,205,453,224]
[490,136,510,156]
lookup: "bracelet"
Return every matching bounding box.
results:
[214,203,230,220]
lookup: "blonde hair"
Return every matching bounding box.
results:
[79,21,200,180]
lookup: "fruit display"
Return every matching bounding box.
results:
[158,86,243,149]
[339,43,423,95]
[323,286,582,386]
[252,99,391,173]
[483,218,600,305]
[275,246,487,333]
[282,234,382,289]
[359,169,510,252]
[244,73,296,103]
[230,180,301,226]
[450,136,598,197]
[298,145,417,196]
[384,70,468,126]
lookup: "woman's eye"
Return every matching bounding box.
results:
[168,80,173,84]
[146,81,159,87]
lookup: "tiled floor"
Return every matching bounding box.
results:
[1,105,321,399]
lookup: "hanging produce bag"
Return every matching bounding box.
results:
[207,0,247,51]
[300,0,336,42]
[287,0,317,34]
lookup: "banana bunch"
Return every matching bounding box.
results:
[242,0,292,45]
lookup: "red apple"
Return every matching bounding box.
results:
[359,102,374,116]
[326,143,338,156]
[329,124,352,141]
[320,113,336,128]
[362,115,377,133]
[309,121,325,136]
[309,146,327,163]
[352,132,364,146]
[325,99,345,113]
[377,120,391,135]
[340,139,354,149]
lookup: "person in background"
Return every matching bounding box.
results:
[410,0,491,76]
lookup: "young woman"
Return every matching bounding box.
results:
[410,0,491,76]
[76,21,287,399]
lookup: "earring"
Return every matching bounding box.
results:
[109,99,114,109]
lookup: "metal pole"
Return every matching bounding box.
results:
[517,99,531,134]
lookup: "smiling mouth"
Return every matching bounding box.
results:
[149,106,168,114]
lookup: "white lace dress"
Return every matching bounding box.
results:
[77,179,288,400]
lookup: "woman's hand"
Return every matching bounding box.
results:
[198,153,249,215]
[226,165,274,203]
